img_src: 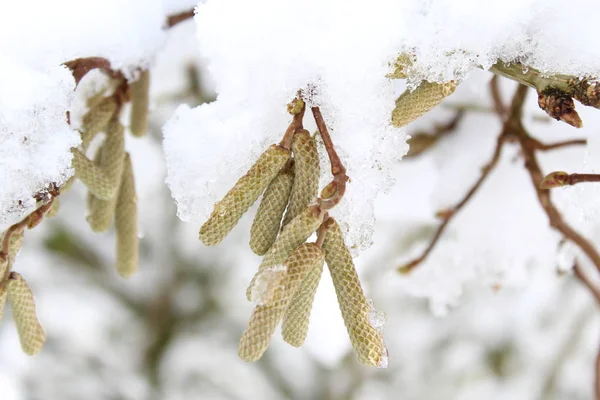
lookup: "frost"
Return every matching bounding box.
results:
[249,265,287,306]
[367,299,388,329]
[377,346,389,369]
[163,0,600,254]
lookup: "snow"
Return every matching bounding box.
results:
[163,0,600,253]
[0,0,193,224]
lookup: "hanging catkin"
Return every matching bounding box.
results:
[281,250,324,347]
[7,272,46,355]
[71,148,117,201]
[282,130,320,226]
[199,145,290,246]
[249,167,294,255]
[80,96,117,149]
[322,219,387,367]
[391,81,457,127]
[85,118,126,232]
[129,70,150,137]
[115,154,139,278]
[246,205,324,302]
[239,243,322,361]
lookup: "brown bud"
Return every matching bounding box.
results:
[540,171,570,189]
[538,90,582,128]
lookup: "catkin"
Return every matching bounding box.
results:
[391,81,457,127]
[7,272,45,355]
[129,70,150,137]
[0,230,25,278]
[81,96,117,149]
[0,286,7,321]
[115,154,139,278]
[199,145,290,246]
[71,148,116,200]
[239,243,322,362]
[249,168,294,255]
[283,130,320,226]
[281,251,324,347]
[322,220,387,367]
[246,205,324,302]
[85,118,126,232]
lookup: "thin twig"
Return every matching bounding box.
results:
[405,111,464,158]
[490,75,507,118]
[531,138,587,151]
[166,9,195,28]
[315,217,332,248]
[574,263,600,304]
[311,107,349,210]
[279,99,305,149]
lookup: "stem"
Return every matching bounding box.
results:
[315,217,332,248]
[279,100,305,149]
[166,9,195,28]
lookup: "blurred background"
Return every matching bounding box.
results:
[1,19,600,400]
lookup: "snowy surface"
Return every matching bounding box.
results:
[164,0,600,252]
[0,0,197,224]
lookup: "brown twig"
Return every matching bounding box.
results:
[531,138,587,151]
[0,190,59,282]
[279,99,306,149]
[166,9,195,28]
[490,75,507,118]
[311,107,349,210]
[315,217,333,248]
[63,57,123,85]
[540,171,600,189]
[405,111,465,158]
[574,263,600,304]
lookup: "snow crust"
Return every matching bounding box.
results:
[164,0,600,252]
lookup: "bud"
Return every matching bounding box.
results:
[281,252,324,347]
[322,219,387,367]
[287,98,305,115]
[239,243,321,361]
[129,70,150,137]
[249,169,294,255]
[540,171,570,189]
[7,272,46,355]
[246,205,324,301]
[115,154,139,278]
[81,96,118,149]
[283,130,320,226]
[392,81,457,127]
[538,90,582,128]
[200,145,290,246]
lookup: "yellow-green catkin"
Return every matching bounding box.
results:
[246,205,324,302]
[322,220,387,367]
[199,145,291,246]
[81,96,117,149]
[7,272,46,355]
[71,148,116,200]
[129,70,150,137]
[0,230,25,278]
[115,154,139,278]
[391,81,457,127]
[281,255,324,347]
[249,168,294,255]
[283,130,320,226]
[85,118,126,232]
[239,243,322,362]
[0,286,7,321]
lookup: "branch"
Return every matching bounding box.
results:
[540,171,600,189]
[166,9,195,28]
[405,111,464,158]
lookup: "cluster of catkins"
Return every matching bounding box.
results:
[199,100,388,367]
[0,71,149,356]
[70,71,150,278]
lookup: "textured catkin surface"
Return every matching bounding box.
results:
[85,119,126,232]
[246,205,324,301]
[7,273,45,355]
[0,229,25,279]
[283,130,320,226]
[281,252,324,347]
[322,220,386,367]
[0,287,7,321]
[249,169,294,255]
[72,148,116,200]
[239,243,322,361]
[200,145,290,246]
[129,70,150,137]
[81,96,117,149]
[391,81,457,127]
[115,154,138,278]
